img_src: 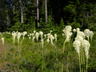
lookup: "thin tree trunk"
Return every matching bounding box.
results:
[19,0,23,23]
[87,12,89,28]
[13,5,15,11]
[37,0,39,28]
[6,11,9,26]
[45,0,48,23]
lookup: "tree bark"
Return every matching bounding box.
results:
[87,12,89,28]
[19,0,23,23]
[37,0,39,28]
[6,11,9,26]
[45,0,48,23]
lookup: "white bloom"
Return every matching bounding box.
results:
[62,29,65,33]
[69,32,73,37]
[44,34,47,39]
[27,35,29,37]
[22,31,27,39]
[74,28,85,43]
[29,36,31,39]
[29,33,32,36]
[1,37,4,45]
[50,30,52,34]
[65,31,73,42]
[46,38,50,43]
[76,28,85,39]
[62,34,64,36]
[35,32,39,42]
[12,31,17,43]
[47,33,51,39]
[17,32,22,44]
[89,31,94,41]
[73,29,76,32]
[54,34,57,42]
[73,40,81,54]
[31,33,34,36]
[81,39,90,59]
[39,31,43,39]
[32,36,35,42]
[33,30,36,33]
[50,35,55,46]
[41,39,44,48]
[77,28,80,32]
[75,35,84,42]
[64,25,72,32]
[63,25,72,42]
[46,33,51,43]
[84,29,90,40]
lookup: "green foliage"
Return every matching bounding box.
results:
[47,15,55,29]
[64,2,76,15]
[23,17,36,32]
[67,18,81,28]
[8,21,23,31]
[59,18,65,29]
[39,15,55,34]
[56,18,65,47]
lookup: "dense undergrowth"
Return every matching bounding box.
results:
[0,31,96,72]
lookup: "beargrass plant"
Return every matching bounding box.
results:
[82,39,90,72]
[73,28,93,72]
[62,25,72,53]
[1,37,7,59]
[73,40,81,72]
[0,29,95,72]
[1,37,4,45]
[12,31,17,44]
[62,25,73,72]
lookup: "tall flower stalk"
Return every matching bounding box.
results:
[17,32,22,44]
[82,39,90,72]
[62,25,72,72]
[22,31,27,40]
[62,25,72,53]
[73,40,81,72]
[73,28,91,72]
[12,31,16,44]
[89,31,94,42]
[16,32,22,58]
[84,29,90,41]
[36,32,39,42]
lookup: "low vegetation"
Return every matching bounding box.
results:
[0,26,96,72]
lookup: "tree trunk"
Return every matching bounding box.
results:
[19,0,23,23]
[13,5,15,11]
[37,0,39,28]
[87,12,89,28]
[45,0,48,23]
[6,11,9,26]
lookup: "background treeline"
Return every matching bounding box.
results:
[0,0,96,32]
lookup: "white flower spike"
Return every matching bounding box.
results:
[1,37,4,45]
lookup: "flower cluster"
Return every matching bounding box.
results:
[73,28,92,59]
[62,25,73,42]
[84,29,94,41]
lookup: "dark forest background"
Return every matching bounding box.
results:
[0,0,96,32]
